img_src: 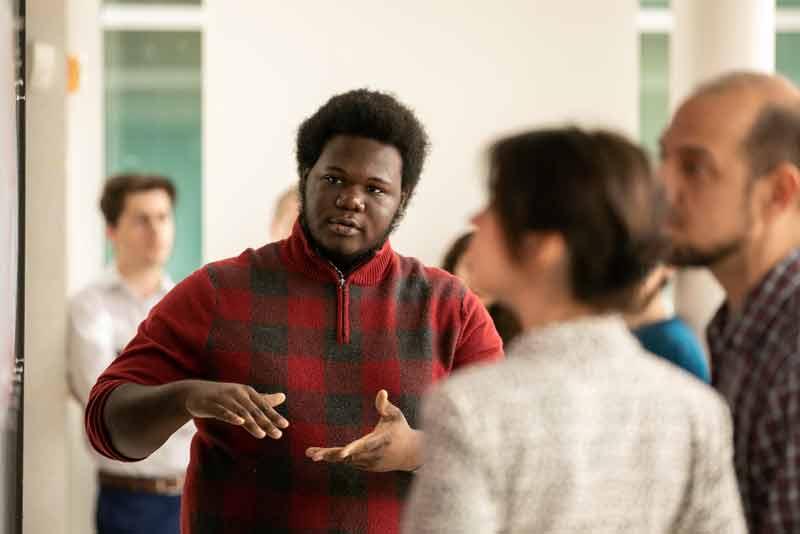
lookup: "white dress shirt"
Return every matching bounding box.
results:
[68,265,194,478]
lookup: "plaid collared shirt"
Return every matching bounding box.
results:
[708,249,800,533]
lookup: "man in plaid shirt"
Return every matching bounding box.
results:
[84,89,503,533]
[660,71,800,533]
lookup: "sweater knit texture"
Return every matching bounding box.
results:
[85,223,503,533]
[404,316,746,533]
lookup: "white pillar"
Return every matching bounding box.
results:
[25,0,69,533]
[669,0,775,348]
[66,1,104,532]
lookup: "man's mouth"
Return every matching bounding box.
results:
[666,210,685,231]
[327,217,361,236]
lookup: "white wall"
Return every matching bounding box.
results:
[65,4,104,533]
[204,0,640,266]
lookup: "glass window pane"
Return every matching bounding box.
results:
[777,32,800,86]
[105,31,202,282]
[640,33,670,158]
[640,0,669,7]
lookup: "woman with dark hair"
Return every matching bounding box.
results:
[441,231,522,346]
[404,127,745,533]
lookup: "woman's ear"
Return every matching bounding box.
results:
[519,232,566,272]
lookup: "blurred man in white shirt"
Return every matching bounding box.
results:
[68,174,193,534]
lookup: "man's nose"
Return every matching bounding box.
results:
[657,161,679,206]
[336,189,365,212]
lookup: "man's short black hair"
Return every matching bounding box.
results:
[295,89,430,202]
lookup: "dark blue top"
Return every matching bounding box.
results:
[632,317,710,383]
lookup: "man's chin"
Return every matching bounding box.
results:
[144,254,170,269]
[320,241,385,268]
[669,241,742,269]
[669,249,713,268]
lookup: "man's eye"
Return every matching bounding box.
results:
[681,159,702,178]
[323,175,341,185]
[367,186,384,195]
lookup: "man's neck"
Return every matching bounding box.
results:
[299,221,382,276]
[116,261,165,299]
[325,250,375,276]
[712,231,800,314]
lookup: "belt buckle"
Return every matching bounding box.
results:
[154,477,180,494]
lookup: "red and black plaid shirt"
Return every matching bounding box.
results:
[85,222,503,533]
[708,248,800,533]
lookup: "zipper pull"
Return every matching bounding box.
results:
[329,261,346,288]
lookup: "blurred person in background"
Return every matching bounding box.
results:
[404,127,745,533]
[660,71,800,533]
[269,185,300,242]
[441,231,522,346]
[624,265,709,382]
[68,174,192,534]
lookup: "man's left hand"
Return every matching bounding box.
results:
[305,389,422,472]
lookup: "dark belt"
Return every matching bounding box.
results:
[98,471,184,496]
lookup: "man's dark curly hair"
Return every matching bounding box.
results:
[295,89,430,202]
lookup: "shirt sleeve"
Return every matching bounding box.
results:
[403,384,498,533]
[750,373,800,533]
[67,291,116,406]
[84,267,216,461]
[453,289,504,369]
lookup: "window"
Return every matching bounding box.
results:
[102,4,203,281]
[638,3,800,158]
[639,33,668,156]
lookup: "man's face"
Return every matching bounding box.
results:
[108,189,175,270]
[658,91,761,268]
[302,135,404,264]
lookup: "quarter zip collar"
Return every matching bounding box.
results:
[280,219,395,287]
[279,220,396,345]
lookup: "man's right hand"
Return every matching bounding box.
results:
[181,380,289,439]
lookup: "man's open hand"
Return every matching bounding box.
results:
[305,390,422,472]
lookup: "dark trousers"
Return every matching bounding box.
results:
[97,486,181,534]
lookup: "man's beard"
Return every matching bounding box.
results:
[298,204,405,273]
[669,236,746,268]
[667,198,750,269]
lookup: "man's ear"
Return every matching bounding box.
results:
[105,224,116,242]
[766,162,800,217]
